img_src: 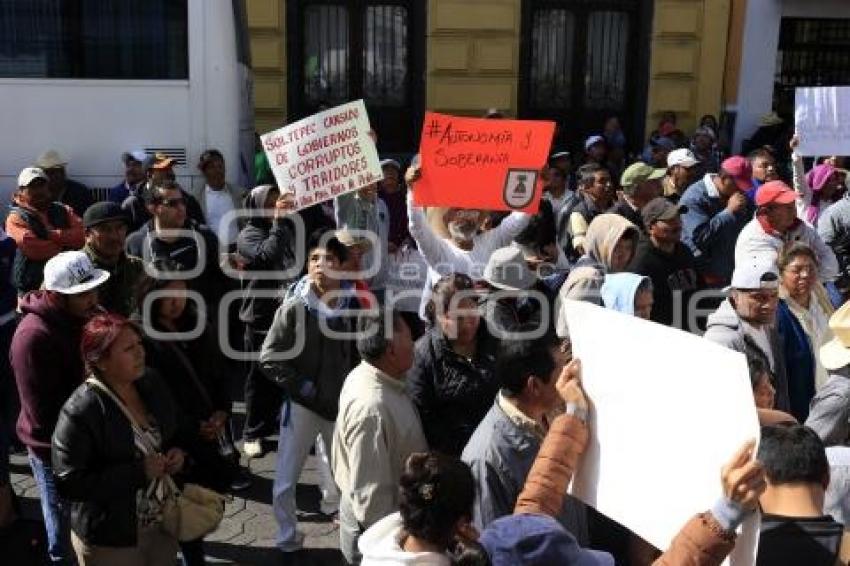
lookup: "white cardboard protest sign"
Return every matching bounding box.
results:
[260,99,382,210]
[564,300,760,566]
[795,86,850,157]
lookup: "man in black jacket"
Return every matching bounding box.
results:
[125,181,226,311]
[627,198,697,328]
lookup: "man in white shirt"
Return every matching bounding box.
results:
[191,149,245,252]
[333,308,427,564]
[405,164,532,319]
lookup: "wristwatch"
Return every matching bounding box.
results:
[564,402,588,424]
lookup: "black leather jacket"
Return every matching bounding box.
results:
[52,371,181,547]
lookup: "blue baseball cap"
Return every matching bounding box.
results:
[480,514,615,566]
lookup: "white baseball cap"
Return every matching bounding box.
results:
[667,148,700,168]
[43,251,110,295]
[728,256,779,292]
[584,135,605,150]
[17,167,49,188]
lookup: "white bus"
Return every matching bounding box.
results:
[0,0,254,210]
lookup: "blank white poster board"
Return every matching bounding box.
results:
[795,87,850,157]
[564,300,760,566]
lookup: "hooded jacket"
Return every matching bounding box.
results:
[10,291,87,459]
[703,299,790,412]
[555,214,638,336]
[259,276,361,420]
[600,272,649,316]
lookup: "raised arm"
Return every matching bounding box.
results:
[405,166,454,269]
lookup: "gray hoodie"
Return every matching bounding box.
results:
[703,299,789,412]
[806,369,850,446]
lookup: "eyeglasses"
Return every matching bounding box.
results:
[158,197,186,208]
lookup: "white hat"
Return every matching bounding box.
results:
[121,150,147,165]
[35,149,68,170]
[584,135,605,150]
[667,148,700,168]
[820,302,850,371]
[17,167,48,187]
[728,256,779,291]
[484,246,537,291]
[43,251,110,295]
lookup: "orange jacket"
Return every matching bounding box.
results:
[6,203,84,261]
[514,413,737,566]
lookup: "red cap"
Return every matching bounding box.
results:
[756,180,797,206]
[721,156,753,191]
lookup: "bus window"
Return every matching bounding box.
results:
[0,0,189,79]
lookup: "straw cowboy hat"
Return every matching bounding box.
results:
[820,302,850,371]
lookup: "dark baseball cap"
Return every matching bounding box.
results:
[83,201,129,230]
[641,197,687,226]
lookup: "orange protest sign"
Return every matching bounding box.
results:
[413,112,555,212]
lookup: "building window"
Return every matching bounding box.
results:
[584,11,629,110]
[363,5,408,107]
[0,0,189,80]
[529,9,575,110]
[303,4,350,105]
[775,18,850,115]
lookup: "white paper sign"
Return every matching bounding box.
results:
[795,86,850,157]
[564,299,760,566]
[260,100,382,210]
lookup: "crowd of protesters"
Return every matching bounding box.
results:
[2,108,850,566]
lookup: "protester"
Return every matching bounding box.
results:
[405,164,531,320]
[483,246,557,334]
[82,202,144,317]
[704,257,789,412]
[125,180,226,307]
[335,183,390,299]
[756,424,849,566]
[609,162,665,232]
[749,357,777,410]
[583,135,608,166]
[237,185,298,458]
[817,181,850,299]
[260,230,362,553]
[735,180,839,284]
[543,165,574,217]
[556,163,614,260]
[108,150,147,204]
[663,148,700,203]
[746,147,780,202]
[601,273,654,319]
[511,199,571,282]
[134,262,243,564]
[679,156,754,288]
[52,313,184,565]
[407,274,499,456]
[11,251,108,563]
[641,135,676,169]
[789,136,842,227]
[333,309,428,564]
[776,244,834,421]
[358,451,485,566]
[628,198,697,327]
[555,213,639,336]
[121,153,205,231]
[35,149,93,217]
[377,159,413,253]
[6,167,85,294]
[690,126,721,177]
[548,150,576,201]
[461,334,588,542]
[807,302,850,446]
[188,149,245,252]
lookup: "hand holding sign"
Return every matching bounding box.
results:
[413,112,555,213]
